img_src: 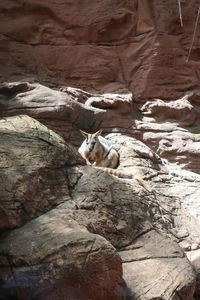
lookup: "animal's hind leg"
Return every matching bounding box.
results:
[105,151,118,168]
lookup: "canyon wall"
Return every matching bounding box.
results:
[1,1,200,299]
[1,0,200,99]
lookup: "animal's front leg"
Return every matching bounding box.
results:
[82,151,92,165]
[92,151,103,166]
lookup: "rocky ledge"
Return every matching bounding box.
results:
[0,109,199,299]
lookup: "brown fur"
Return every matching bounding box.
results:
[92,148,104,166]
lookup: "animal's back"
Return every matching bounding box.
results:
[98,136,112,151]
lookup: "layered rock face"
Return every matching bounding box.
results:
[1,0,200,171]
[0,110,199,300]
[0,0,200,98]
[1,0,200,299]
[1,81,200,175]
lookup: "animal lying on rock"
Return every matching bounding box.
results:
[78,129,132,179]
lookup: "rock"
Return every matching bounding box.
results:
[69,134,162,248]
[68,135,199,299]
[0,114,81,231]
[0,118,198,299]
[0,81,115,146]
[0,81,200,297]
[120,230,196,300]
[0,0,199,99]
[142,130,200,173]
[1,82,200,176]
[140,97,197,126]
[1,0,200,297]
[187,249,200,299]
[0,206,124,300]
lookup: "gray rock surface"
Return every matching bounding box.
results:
[1,0,200,297]
[0,115,199,299]
[0,214,123,300]
[0,114,81,231]
[121,230,195,300]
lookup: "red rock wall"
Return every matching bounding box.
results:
[1,0,200,99]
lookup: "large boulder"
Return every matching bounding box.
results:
[0,114,81,231]
[0,208,123,300]
[121,230,196,300]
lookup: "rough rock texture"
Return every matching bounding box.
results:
[0,0,200,99]
[121,231,195,300]
[0,114,81,231]
[1,81,200,175]
[187,250,200,299]
[1,0,200,298]
[0,115,199,300]
[0,219,123,300]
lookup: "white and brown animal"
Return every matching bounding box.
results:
[78,129,119,168]
[78,129,134,179]
[78,129,147,187]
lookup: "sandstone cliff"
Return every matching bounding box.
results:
[1,0,200,98]
[0,1,200,299]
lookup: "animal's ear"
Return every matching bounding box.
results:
[80,129,88,137]
[94,129,102,136]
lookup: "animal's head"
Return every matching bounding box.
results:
[80,129,102,152]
